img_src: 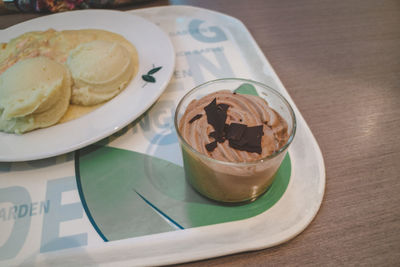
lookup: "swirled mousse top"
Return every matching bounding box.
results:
[178,90,289,163]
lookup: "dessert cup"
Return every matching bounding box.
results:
[174,78,296,203]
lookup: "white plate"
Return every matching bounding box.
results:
[0,10,175,162]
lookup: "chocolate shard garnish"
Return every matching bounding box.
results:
[215,105,228,132]
[226,123,246,141]
[229,140,262,154]
[245,125,264,147]
[209,131,225,143]
[228,125,264,154]
[205,141,218,152]
[216,135,225,143]
[203,97,264,154]
[209,131,217,139]
[217,103,229,113]
[189,114,202,123]
[204,99,230,151]
[204,98,218,128]
[204,98,227,137]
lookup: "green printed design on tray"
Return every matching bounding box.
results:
[76,145,291,241]
[234,83,258,96]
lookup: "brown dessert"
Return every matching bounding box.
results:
[175,80,295,203]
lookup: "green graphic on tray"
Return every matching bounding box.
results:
[74,83,291,242]
[75,146,291,241]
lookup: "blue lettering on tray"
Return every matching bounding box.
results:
[0,200,50,222]
[130,99,178,145]
[186,47,235,84]
[169,27,209,37]
[0,176,89,260]
[40,176,87,253]
[173,69,193,79]
[8,206,17,220]
[0,186,31,260]
[176,46,224,57]
[188,19,228,43]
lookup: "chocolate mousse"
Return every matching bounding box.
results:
[175,80,296,203]
[178,90,289,163]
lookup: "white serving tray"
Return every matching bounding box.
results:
[0,6,325,266]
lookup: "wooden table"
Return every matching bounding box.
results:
[1,0,399,265]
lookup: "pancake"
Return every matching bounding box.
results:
[67,40,135,105]
[0,57,71,134]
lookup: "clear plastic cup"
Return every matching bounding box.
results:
[174,78,296,203]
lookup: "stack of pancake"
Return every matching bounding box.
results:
[0,29,139,134]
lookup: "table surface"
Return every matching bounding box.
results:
[1,0,399,266]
